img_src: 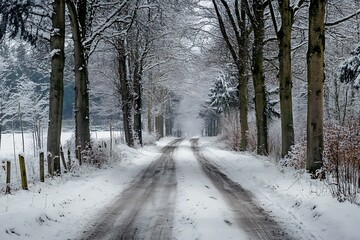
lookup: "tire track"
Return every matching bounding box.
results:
[79,139,181,240]
[190,138,295,240]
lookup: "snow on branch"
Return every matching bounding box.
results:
[339,45,360,89]
[83,0,129,49]
[325,8,360,27]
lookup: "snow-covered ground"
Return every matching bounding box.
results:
[198,137,360,240]
[173,140,248,240]
[0,135,360,239]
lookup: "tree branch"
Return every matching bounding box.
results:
[268,0,279,38]
[211,0,238,64]
[325,8,360,27]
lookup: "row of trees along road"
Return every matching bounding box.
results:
[205,0,360,175]
[0,0,198,175]
[1,0,360,178]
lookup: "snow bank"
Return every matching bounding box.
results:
[0,132,160,240]
[199,138,360,240]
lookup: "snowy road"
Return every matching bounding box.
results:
[79,139,181,240]
[77,138,307,240]
[191,139,295,240]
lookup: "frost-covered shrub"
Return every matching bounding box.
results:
[280,138,306,170]
[217,111,241,151]
[81,139,110,168]
[323,119,360,203]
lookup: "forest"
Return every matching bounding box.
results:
[0,0,360,205]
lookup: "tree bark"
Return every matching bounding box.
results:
[155,114,164,138]
[66,0,91,152]
[47,0,65,175]
[306,0,327,174]
[252,1,268,155]
[278,0,295,157]
[133,38,143,146]
[133,70,142,145]
[118,39,134,147]
[147,98,153,133]
[238,0,248,151]
[165,99,173,136]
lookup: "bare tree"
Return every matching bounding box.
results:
[268,0,305,157]
[306,0,327,174]
[211,0,250,151]
[47,0,65,175]
[244,0,268,155]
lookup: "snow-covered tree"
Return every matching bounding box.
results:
[339,45,360,89]
[207,68,238,114]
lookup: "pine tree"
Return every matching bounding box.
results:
[339,45,360,89]
[207,69,238,114]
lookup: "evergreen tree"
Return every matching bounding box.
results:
[0,0,36,43]
[339,45,360,89]
[207,69,238,114]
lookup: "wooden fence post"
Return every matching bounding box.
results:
[77,146,82,166]
[39,152,44,182]
[60,146,67,171]
[6,161,11,194]
[19,155,28,190]
[67,149,71,171]
[110,122,113,158]
[47,153,53,176]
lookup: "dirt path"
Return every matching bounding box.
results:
[79,139,182,240]
[190,139,295,240]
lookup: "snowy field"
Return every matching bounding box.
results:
[0,135,359,239]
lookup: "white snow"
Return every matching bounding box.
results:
[50,49,60,58]
[198,137,360,240]
[1,135,360,239]
[172,140,248,240]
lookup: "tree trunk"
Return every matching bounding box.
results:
[165,99,173,136]
[118,39,134,147]
[252,2,268,155]
[133,48,143,146]
[155,114,164,138]
[212,0,249,151]
[47,0,65,175]
[147,98,153,133]
[238,0,248,151]
[306,0,326,174]
[66,0,91,152]
[278,0,295,157]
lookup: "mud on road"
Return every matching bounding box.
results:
[79,139,182,240]
[190,139,296,240]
